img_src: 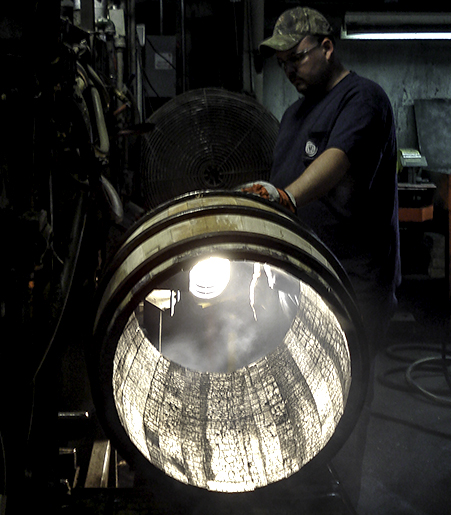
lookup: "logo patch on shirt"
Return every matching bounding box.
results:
[305,140,318,158]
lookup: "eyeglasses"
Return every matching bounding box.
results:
[277,44,320,71]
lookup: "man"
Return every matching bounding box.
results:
[246,5,402,509]
[251,6,401,354]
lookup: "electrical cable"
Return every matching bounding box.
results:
[142,68,160,99]
[31,191,88,384]
[405,355,451,406]
[0,429,6,496]
[377,365,416,394]
[384,342,451,405]
[138,35,183,103]
[136,35,160,103]
[26,199,87,471]
[146,38,176,70]
[245,0,254,95]
[385,343,444,362]
[138,37,160,99]
[442,337,451,390]
[145,35,184,99]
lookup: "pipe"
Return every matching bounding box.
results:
[127,0,137,120]
[181,0,186,92]
[90,86,109,155]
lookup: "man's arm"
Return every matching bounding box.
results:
[285,147,350,207]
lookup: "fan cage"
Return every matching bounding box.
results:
[141,88,279,208]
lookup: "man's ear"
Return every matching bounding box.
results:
[321,38,334,60]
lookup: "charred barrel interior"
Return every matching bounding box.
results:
[90,192,368,493]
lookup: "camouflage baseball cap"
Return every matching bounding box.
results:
[259,7,333,54]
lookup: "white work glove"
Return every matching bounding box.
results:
[238,181,296,213]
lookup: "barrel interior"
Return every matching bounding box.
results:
[111,258,352,492]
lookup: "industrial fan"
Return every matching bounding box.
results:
[140,88,279,208]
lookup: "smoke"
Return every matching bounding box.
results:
[146,261,300,373]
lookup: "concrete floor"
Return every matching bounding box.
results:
[356,277,451,515]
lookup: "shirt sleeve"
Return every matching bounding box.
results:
[326,82,393,178]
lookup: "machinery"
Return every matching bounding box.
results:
[0,2,138,512]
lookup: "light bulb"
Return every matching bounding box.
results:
[189,257,230,299]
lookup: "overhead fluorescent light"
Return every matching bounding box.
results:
[341,12,451,40]
[343,32,451,40]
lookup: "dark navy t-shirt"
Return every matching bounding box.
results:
[271,72,401,293]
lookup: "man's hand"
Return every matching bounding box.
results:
[239,181,297,213]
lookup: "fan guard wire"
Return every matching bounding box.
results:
[141,88,279,208]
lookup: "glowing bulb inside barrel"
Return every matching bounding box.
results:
[189,257,230,299]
